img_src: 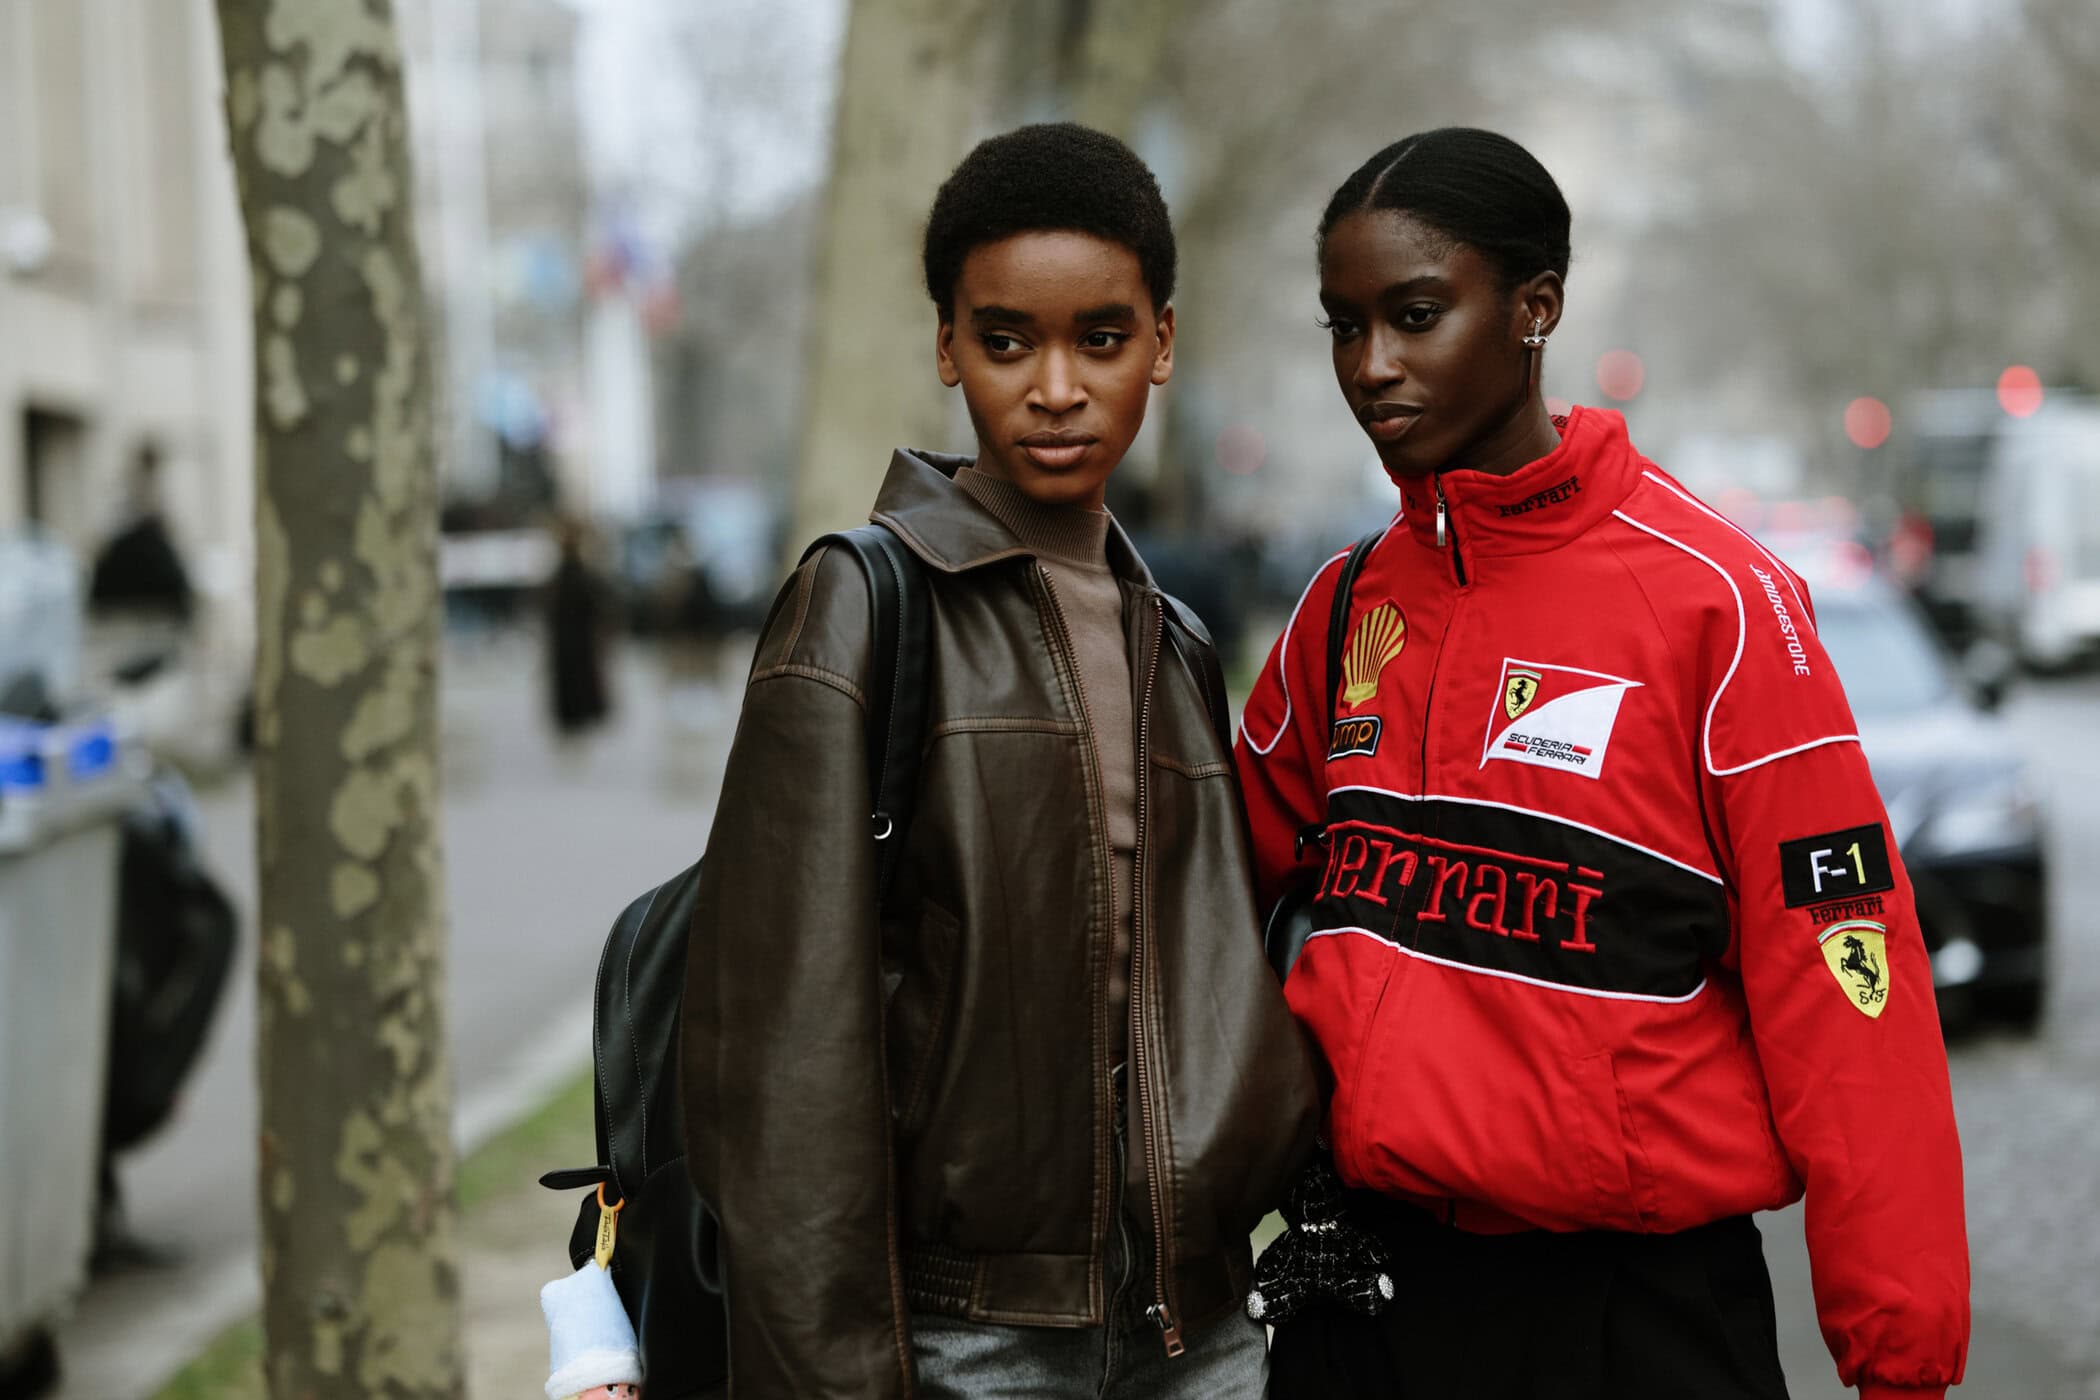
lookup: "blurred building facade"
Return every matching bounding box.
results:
[399,0,592,520]
[0,0,251,594]
[0,0,598,599]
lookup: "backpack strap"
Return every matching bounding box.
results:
[1324,528,1387,740]
[800,524,930,903]
[1296,527,1386,856]
[1268,526,1389,982]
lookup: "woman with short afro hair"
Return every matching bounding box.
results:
[672,122,1316,1400]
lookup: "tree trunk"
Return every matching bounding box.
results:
[213,2,464,1395]
[789,0,1000,545]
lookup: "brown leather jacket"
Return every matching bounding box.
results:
[680,449,1318,1398]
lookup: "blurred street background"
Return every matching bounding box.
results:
[1,0,2095,1394]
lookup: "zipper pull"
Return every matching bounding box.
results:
[1434,479,1449,549]
[593,1183,624,1269]
[1147,1302,1186,1357]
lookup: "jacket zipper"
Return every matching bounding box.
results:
[1414,477,1470,924]
[1132,596,1183,1355]
[1033,562,1123,1321]
[1434,475,1467,585]
[1416,482,1465,1226]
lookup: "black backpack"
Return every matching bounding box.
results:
[1263,526,1386,982]
[540,524,930,1398]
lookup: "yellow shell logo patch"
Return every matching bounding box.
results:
[1819,920,1889,1018]
[1342,602,1407,710]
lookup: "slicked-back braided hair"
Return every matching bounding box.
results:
[922,122,1176,321]
[1318,128,1571,291]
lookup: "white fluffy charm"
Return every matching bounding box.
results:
[541,1260,642,1400]
[542,1188,643,1400]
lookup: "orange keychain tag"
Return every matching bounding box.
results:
[593,1183,624,1269]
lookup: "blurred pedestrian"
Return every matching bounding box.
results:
[85,442,197,696]
[89,443,194,625]
[545,515,612,741]
[675,124,1315,1400]
[1240,127,1969,1400]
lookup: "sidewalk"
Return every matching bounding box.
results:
[459,1078,605,1399]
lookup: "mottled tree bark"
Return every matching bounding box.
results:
[213,2,464,1395]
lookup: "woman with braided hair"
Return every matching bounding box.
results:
[1238,127,1968,1400]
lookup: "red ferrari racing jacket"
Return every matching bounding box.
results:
[1238,406,1968,1397]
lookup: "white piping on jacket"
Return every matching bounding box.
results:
[1242,508,1404,756]
[1613,506,1857,777]
[1641,470,1815,631]
[1242,549,1350,755]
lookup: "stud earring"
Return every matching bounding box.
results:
[1522,317,1549,349]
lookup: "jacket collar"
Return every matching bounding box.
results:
[1393,405,1641,560]
[870,448,1158,588]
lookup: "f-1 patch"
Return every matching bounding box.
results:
[1480,659,1640,780]
[1329,714,1383,760]
[1818,918,1890,1017]
[1779,824,1894,908]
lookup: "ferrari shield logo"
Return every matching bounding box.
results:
[1504,668,1543,721]
[1818,920,1889,1018]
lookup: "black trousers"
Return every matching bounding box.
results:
[1268,1195,1791,1400]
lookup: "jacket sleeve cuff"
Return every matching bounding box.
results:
[1859,1385,1947,1400]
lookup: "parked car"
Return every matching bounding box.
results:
[1768,532,2048,1028]
[1884,389,2005,649]
[1972,399,2100,670]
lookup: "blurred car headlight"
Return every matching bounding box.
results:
[1921,776,2039,857]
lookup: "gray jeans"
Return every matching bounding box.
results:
[913,1297,1268,1400]
[910,1087,1267,1399]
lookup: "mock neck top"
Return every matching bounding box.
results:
[954,467,1114,571]
[1392,406,1640,560]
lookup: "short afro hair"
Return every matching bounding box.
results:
[922,123,1176,320]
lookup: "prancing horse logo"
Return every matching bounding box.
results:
[1840,934,1883,1000]
[1504,669,1542,721]
[1818,919,1890,1018]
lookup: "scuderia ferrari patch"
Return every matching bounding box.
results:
[1819,919,1890,1017]
[1480,659,1640,779]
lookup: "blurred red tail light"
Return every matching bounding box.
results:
[2025,547,2057,595]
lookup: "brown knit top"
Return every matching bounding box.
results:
[955,468,1138,1067]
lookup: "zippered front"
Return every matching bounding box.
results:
[1033,561,1122,1318]
[1335,499,1470,1198]
[1131,596,1184,1356]
[1418,475,1471,830]
[1434,475,1468,585]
